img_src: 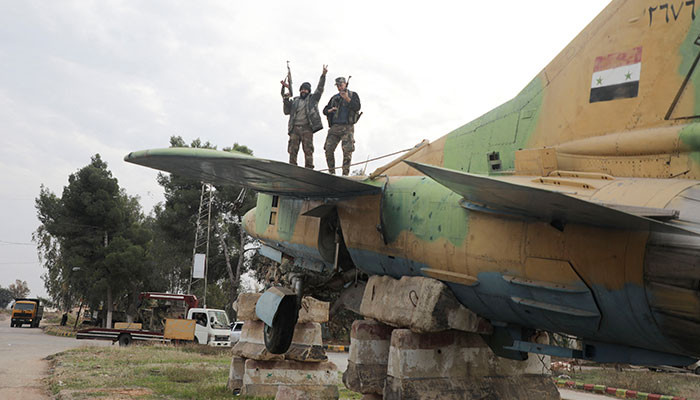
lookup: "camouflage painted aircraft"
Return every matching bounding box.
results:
[127,0,700,365]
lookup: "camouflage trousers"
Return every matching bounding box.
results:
[288,125,314,169]
[324,124,354,175]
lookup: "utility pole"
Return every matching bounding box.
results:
[189,183,213,308]
[104,231,113,329]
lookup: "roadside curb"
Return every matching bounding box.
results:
[42,326,76,338]
[556,378,686,400]
[323,344,349,352]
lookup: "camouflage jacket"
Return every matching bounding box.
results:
[323,90,361,126]
[283,74,326,134]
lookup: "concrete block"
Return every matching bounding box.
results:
[233,292,262,321]
[349,319,393,363]
[276,385,339,400]
[232,320,327,362]
[343,320,393,394]
[387,329,549,378]
[384,329,558,400]
[234,293,329,324]
[226,356,245,392]
[291,321,323,346]
[287,321,326,362]
[360,276,492,334]
[241,359,338,398]
[232,320,284,361]
[344,362,386,395]
[298,296,330,323]
[286,343,328,363]
[384,375,559,400]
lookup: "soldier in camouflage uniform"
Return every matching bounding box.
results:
[282,65,327,169]
[323,76,361,175]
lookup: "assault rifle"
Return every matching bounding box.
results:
[345,75,363,123]
[280,61,293,98]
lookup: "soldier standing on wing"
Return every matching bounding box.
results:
[282,65,328,169]
[323,76,361,176]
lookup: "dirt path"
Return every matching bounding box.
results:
[0,319,109,399]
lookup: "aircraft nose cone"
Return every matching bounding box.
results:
[242,208,256,236]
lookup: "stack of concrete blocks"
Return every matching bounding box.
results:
[342,275,559,399]
[228,293,339,400]
[342,319,393,400]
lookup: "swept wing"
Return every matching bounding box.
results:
[125,148,380,199]
[405,160,698,236]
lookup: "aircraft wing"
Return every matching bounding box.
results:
[405,161,698,236]
[125,148,381,199]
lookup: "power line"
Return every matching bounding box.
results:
[0,261,40,265]
[0,240,35,246]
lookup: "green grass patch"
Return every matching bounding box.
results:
[47,343,360,399]
[47,344,235,399]
[566,367,700,398]
[337,371,362,399]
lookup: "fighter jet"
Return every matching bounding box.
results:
[126,0,700,366]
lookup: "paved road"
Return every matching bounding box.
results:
[559,388,613,399]
[327,351,348,373]
[0,318,109,399]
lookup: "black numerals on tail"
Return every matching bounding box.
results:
[649,1,696,26]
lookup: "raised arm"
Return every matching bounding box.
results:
[313,65,328,102]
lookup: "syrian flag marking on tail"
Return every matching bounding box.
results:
[589,47,642,103]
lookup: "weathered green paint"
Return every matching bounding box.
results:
[253,195,303,241]
[381,176,468,247]
[442,76,545,173]
[678,18,700,164]
[679,123,700,155]
[277,197,303,241]
[255,193,273,234]
[678,16,700,116]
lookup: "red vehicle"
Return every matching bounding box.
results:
[76,292,199,346]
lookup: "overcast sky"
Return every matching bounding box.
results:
[0,1,611,297]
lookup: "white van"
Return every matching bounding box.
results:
[187,308,232,347]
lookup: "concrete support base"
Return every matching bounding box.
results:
[230,295,337,399]
[232,320,327,362]
[342,319,393,395]
[384,375,557,400]
[384,329,558,400]
[226,356,245,393]
[360,276,492,334]
[241,359,338,399]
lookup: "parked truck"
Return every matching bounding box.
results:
[76,292,231,347]
[10,298,43,328]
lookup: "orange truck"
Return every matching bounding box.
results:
[10,298,43,328]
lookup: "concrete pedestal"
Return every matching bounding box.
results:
[241,359,338,399]
[230,294,338,399]
[232,320,327,362]
[226,356,245,393]
[384,329,558,400]
[343,319,393,395]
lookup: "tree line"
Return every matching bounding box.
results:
[0,279,31,308]
[34,136,266,327]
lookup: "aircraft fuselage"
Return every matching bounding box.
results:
[244,174,700,361]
